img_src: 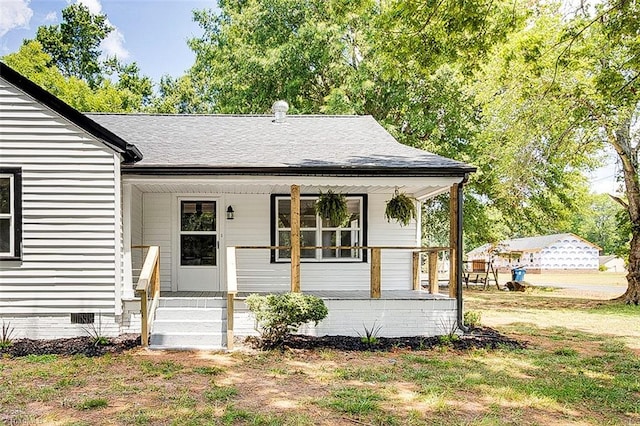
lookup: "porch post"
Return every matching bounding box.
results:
[122,183,134,299]
[449,184,459,298]
[290,184,301,292]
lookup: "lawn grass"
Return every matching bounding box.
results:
[1,289,639,425]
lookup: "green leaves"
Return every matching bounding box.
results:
[315,190,349,227]
[385,191,417,227]
[245,292,329,349]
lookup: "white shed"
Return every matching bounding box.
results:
[467,233,601,273]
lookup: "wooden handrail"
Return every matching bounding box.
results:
[134,246,160,348]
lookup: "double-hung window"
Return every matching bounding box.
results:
[0,168,22,260]
[272,194,366,262]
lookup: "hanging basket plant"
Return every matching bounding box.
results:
[385,189,417,226]
[315,190,349,226]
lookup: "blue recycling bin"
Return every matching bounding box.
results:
[511,268,526,282]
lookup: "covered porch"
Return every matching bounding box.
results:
[121,175,465,297]
[125,175,468,348]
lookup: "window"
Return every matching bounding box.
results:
[271,194,366,262]
[0,168,22,260]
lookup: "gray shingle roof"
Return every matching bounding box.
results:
[87,113,475,175]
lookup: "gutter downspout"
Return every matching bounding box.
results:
[457,175,470,333]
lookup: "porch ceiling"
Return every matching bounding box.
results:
[124,176,461,199]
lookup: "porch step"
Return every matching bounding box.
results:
[149,297,228,350]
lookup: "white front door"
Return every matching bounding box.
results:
[177,198,220,291]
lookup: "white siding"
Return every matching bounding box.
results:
[0,78,121,337]
[142,193,172,291]
[142,191,420,292]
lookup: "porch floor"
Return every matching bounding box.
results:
[160,290,451,300]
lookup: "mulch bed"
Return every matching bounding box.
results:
[0,327,525,358]
[252,327,527,351]
[0,334,140,358]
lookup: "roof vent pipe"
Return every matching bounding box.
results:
[272,100,289,123]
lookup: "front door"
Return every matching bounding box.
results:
[177,198,220,291]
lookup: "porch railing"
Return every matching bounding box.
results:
[133,245,160,348]
[226,245,451,298]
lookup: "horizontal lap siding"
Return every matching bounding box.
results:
[142,193,172,291]
[368,193,416,290]
[0,80,119,315]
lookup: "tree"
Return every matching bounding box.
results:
[2,41,149,112]
[474,2,639,303]
[570,194,630,257]
[182,0,535,249]
[3,3,154,112]
[36,3,113,88]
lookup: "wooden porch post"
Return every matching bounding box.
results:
[290,184,301,292]
[412,252,421,291]
[370,247,381,298]
[449,184,459,298]
[428,251,439,294]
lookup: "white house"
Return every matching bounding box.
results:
[0,63,476,349]
[467,233,601,273]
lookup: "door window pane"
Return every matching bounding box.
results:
[0,218,10,253]
[0,178,10,214]
[181,235,216,265]
[181,201,216,231]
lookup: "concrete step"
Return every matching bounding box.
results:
[149,297,229,350]
[152,318,226,334]
[159,297,227,308]
[149,331,226,350]
[154,307,226,321]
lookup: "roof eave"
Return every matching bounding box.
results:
[121,165,477,177]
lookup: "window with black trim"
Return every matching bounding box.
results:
[0,168,22,260]
[271,194,366,262]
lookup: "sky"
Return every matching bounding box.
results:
[0,0,622,194]
[0,0,216,82]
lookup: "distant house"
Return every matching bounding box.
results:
[599,255,626,273]
[467,233,600,273]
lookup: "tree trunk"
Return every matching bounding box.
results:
[621,231,640,304]
[609,119,640,305]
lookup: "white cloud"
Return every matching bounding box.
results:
[102,28,129,60]
[0,0,33,37]
[44,11,58,23]
[75,0,129,60]
[77,0,102,15]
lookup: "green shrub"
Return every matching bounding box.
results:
[463,310,482,328]
[245,292,328,349]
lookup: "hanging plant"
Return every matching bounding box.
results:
[385,189,416,226]
[315,190,349,227]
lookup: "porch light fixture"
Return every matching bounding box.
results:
[226,205,234,220]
